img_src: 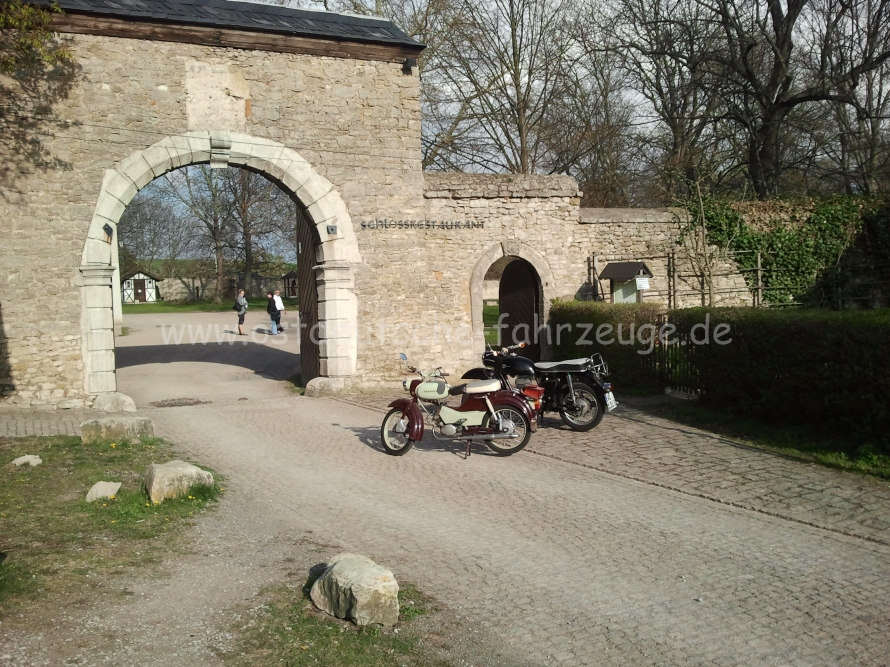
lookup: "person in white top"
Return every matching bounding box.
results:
[272,289,286,332]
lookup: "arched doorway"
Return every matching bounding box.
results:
[470,242,555,362]
[79,132,360,402]
[498,258,542,361]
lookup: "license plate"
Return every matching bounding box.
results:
[604,391,618,412]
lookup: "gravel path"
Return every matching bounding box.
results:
[2,312,888,666]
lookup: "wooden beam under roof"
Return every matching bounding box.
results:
[50,13,424,63]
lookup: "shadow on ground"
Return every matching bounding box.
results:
[337,423,507,458]
[116,342,301,381]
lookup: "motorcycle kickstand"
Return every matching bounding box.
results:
[463,440,472,459]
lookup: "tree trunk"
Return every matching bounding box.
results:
[750,112,786,199]
[214,240,225,304]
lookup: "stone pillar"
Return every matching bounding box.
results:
[316,262,357,377]
[305,262,357,397]
[80,265,117,395]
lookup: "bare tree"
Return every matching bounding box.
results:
[161,167,232,303]
[429,0,575,173]
[117,195,195,278]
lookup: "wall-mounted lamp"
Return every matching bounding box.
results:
[103,223,114,242]
[402,57,417,75]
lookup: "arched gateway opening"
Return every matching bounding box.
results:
[80,131,360,403]
[497,259,542,361]
[470,243,555,363]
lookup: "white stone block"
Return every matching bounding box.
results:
[87,308,114,331]
[84,239,112,265]
[117,152,157,189]
[103,171,138,206]
[319,356,354,377]
[319,338,351,358]
[318,299,351,320]
[294,175,333,207]
[90,350,115,373]
[88,371,117,394]
[141,145,176,179]
[84,285,113,308]
[88,330,115,351]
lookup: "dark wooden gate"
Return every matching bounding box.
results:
[498,259,541,361]
[297,212,320,385]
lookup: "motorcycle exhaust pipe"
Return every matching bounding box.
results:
[460,433,518,441]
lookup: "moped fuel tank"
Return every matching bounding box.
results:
[416,380,449,401]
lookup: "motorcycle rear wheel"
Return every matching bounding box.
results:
[380,408,416,456]
[482,405,532,456]
[558,382,605,431]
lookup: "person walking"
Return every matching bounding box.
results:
[235,289,248,336]
[266,291,279,334]
[273,289,286,332]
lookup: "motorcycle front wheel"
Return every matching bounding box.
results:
[380,408,416,456]
[482,405,532,456]
[558,382,605,431]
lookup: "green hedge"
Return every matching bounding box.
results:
[550,301,665,390]
[549,302,890,452]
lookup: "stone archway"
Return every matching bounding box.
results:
[469,242,556,360]
[80,131,361,404]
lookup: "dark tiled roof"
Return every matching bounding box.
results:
[38,0,422,48]
[599,262,653,281]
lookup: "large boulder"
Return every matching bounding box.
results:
[81,417,154,443]
[86,481,122,502]
[144,460,213,504]
[310,553,399,626]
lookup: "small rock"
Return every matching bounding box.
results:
[694,597,703,602]
[92,392,137,412]
[86,481,122,503]
[310,553,399,626]
[11,455,42,467]
[81,417,154,443]
[144,460,213,504]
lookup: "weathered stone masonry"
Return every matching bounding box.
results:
[0,2,749,407]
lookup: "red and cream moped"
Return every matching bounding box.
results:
[380,354,537,457]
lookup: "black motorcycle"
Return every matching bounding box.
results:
[462,344,618,431]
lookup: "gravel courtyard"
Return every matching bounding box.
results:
[2,312,888,666]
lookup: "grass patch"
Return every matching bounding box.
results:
[483,303,499,346]
[122,298,298,315]
[224,574,443,667]
[0,435,222,613]
[286,374,306,395]
[638,400,890,479]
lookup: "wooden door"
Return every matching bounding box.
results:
[498,259,541,361]
[134,279,146,303]
[297,215,320,385]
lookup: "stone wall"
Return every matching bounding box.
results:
[579,209,751,308]
[0,31,420,406]
[0,29,750,406]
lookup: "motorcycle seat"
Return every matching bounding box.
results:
[534,359,589,372]
[465,378,501,394]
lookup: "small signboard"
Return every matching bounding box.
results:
[635,276,650,290]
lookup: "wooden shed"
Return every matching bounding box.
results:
[599,262,653,304]
[121,270,160,304]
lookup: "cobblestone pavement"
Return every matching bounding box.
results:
[334,391,890,546]
[0,407,91,438]
[4,370,890,665]
[146,394,890,667]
